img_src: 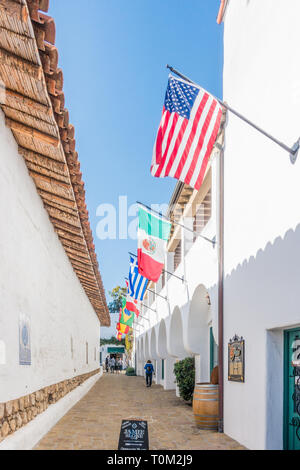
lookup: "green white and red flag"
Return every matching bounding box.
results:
[138,206,171,283]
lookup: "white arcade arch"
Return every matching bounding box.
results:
[187,284,211,381]
[157,319,168,359]
[169,306,187,358]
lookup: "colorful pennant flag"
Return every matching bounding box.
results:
[128,255,149,301]
[138,206,171,283]
[151,75,223,190]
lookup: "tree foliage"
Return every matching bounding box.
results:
[174,357,195,403]
[108,285,127,313]
[100,336,125,346]
[125,332,133,359]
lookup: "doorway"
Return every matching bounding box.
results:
[284,327,300,450]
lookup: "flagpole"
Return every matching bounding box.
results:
[138,314,150,322]
[141,303,156,313]
[137,201,216,247]
[167,65,300,164]
[147,288,167,301]
[129,252,185,283]
[125,277,168,301]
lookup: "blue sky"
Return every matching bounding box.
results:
[48,0,223,324]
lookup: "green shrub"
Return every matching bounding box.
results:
[126,367,136,376]
[174,357,195,402]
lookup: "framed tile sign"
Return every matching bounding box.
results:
[228,335,245,382]
[19,314,31,366]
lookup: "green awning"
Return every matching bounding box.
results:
[107,347,125,354]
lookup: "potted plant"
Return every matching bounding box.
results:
[173,357,195,404]
[125,367,136,376]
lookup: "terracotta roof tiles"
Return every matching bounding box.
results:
[0,0,110,326]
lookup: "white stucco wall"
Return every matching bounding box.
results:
[0,110,101,403]
[223,0,300,450]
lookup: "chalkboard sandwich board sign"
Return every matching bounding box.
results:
[118,420,149,450]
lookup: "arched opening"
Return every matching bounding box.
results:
[187,284,211,382]
[150,328,158,360]
[157,319,168,359]
[140,336,145,361]
[169,306,186,358]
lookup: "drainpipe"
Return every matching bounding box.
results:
[218,146,224,433]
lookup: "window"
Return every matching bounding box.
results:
[193,189,212,242]
[174,241,182,271]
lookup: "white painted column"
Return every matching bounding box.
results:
[155,359,161,385]
[164,357,176,390]
[166,252,175,280]
[194,354,201,384]
[182,216,194,256]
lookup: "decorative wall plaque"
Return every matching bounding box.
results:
[228,335,245,382]
[19,314,31,366]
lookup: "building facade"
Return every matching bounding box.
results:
[0,0,110,448]
[134,0,300,450]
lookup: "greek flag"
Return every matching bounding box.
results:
[128,255,149,301]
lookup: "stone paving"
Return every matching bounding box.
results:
[35,374,245,450]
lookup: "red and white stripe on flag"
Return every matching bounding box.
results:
[151,75,223,191]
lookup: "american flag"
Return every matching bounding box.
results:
[151,75,223,190]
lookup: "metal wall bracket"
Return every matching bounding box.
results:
[290,138,300,164]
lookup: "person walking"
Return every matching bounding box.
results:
[144,360,154,387]
[110,356,115,374]
[105,356,109,373]
[116,358,121,374]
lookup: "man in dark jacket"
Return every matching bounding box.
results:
[144,360,154,387]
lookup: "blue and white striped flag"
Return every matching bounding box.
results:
[128,255,149,301]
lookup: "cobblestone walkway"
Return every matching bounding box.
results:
[35,374,245,450]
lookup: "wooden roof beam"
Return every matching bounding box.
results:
[0,47,42,79]
[44,204,81,228]
[0,86,51,116]
[37,189,75,209]
[18,147,66,173]
[0,0,29,22]
[6,117,59,147]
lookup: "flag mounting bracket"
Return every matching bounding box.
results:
[141,303,157,313]
[138,314,150,322]
[166,65,300,165]
[147,287,168,301]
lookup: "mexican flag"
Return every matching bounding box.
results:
[138,206,171,282]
